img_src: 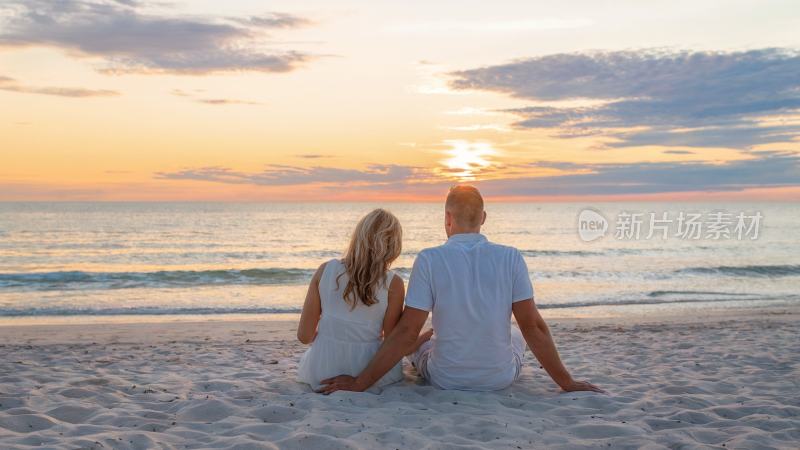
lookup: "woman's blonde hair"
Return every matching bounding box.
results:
[337,208,402,308]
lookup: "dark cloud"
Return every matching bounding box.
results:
[154,164,422,186]
[0,1,313,75]
[611,125,798,149]
[230,13,312,29]
[0,75,119,97]
[477,152,800,196]
[450,49,800,148]
[153,152,800,196]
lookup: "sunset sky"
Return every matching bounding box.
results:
[1,0,799,201]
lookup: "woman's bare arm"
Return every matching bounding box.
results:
[296,263,326,344]
[381,274,405,338]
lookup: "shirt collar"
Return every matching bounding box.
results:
[446,232,488,245]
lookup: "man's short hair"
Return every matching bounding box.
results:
[445,185,484,228]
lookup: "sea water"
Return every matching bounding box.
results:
[0,202,797,324]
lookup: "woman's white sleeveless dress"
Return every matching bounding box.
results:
[297,259,404,390]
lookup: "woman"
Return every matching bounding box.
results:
[296,208,405,391]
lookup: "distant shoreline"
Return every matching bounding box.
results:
[2,304,797,334]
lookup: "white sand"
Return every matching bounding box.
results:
[1,308,799,449]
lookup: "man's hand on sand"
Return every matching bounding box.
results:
[560,379,605,393]
[317,375,366,395]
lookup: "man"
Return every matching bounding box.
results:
[319,185,601,393]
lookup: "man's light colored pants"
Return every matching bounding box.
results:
[408,326,527,386]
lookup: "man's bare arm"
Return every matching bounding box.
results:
[512,299,603,393]
[318,307,429,394]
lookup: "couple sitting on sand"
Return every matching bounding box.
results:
[296,185,601,394]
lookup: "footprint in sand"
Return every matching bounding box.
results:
[0,396,25,410]
[69,377,110,387]
[46,404,96,424]
[196,380,239,392]
[567,423,646,439]
[225,440,279,450]
[57,388,96,399]
[251,405,306,423]
[277,433,358,450]
[0,414,56,433]
[178,399,235,422]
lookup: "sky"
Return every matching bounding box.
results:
[1,0,799,201]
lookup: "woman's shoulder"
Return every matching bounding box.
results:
[313,258,340,280]
[321,258,345,270]
[317,258,347,283]
[387,271,404,291]
[324,258,346,273]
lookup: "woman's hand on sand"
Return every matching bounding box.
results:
[560,379,605,393]
[317,375,366,394]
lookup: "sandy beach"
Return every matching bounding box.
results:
[1,308,798,450]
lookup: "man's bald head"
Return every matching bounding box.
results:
[445,185,485,230]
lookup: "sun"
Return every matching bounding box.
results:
[440,140,497,181]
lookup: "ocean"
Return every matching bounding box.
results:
[0,202,797,324]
